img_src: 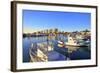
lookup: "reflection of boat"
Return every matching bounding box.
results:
[65,46,80,53]
[30,42,66,62]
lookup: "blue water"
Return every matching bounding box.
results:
[23,36,91,62]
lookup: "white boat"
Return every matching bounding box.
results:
[65,35,89,47]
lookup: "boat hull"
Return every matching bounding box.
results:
[65,43,88,47]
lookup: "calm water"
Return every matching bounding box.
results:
[23,36,91,62]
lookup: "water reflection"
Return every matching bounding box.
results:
[23,35,91,62]
[65,46,80,53]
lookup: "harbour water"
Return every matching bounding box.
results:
[23,36,91,62]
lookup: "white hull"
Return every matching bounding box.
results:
[65,42,88,47]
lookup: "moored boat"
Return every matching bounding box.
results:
[58,34,90,47]
[65,35,89,47]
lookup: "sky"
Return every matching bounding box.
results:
[23,10,91,33]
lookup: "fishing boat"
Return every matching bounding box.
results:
[65,35,89,47]
[58,34,90,47]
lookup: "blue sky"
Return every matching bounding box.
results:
[23,10,91,33]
